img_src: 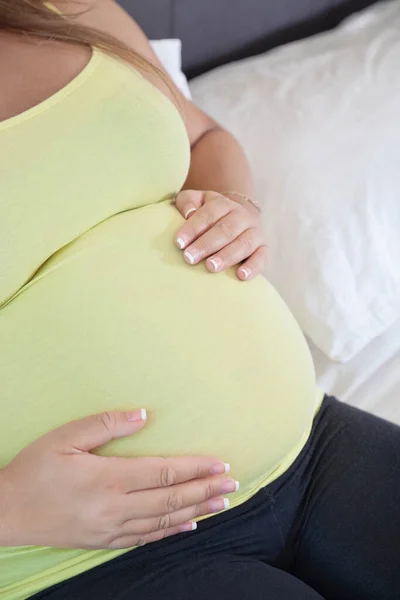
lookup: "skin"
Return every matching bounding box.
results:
[0,410,237,550]
[0,0,264,548]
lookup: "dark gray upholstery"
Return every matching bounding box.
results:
[118,0,381,77]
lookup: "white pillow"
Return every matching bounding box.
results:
[190,0,400,363]
[150,39,191,99]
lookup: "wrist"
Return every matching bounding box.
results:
[222,191,262,214]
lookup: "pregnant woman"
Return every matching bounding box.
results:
[0,2,399,599]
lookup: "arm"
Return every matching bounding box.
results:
[183,127,254,200]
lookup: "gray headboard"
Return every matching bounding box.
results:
[119,0,381,78]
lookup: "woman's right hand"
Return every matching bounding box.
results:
[0,409,237,550]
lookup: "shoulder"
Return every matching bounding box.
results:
[51,1,216,145]
[52,2,177,100]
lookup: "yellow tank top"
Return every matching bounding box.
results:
[0,46,322,599]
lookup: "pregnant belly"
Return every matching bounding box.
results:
[0,200,318,500]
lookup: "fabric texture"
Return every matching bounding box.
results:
[190,0,400,363]
[0,44,320,598]
[29,396,400,600]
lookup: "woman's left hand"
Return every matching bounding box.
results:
[174,190,268,281]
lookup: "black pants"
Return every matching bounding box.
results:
[32,396,400,600]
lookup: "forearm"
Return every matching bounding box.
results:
[183,127,254,198]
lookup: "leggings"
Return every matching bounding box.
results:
[32,396,400,600]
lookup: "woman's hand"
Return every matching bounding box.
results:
[0,410,237,550]
[174,190,268,281]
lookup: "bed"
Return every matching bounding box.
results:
[310,325,400,425]
[120,0,399,425]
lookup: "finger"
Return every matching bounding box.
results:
[174,189,205,219]
[205,227,264,273]
[107,456,231,493]
[108,522,198,550]
[175,193,232,251]
[237,245,269,281]
[45,409,148,453]
[183,211,253,266]
[121,494,235,535]
[123,476,238,519]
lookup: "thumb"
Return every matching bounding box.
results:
[174,189,205,219]
[47,409,147,453]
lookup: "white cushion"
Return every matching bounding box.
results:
[190,0,400,362]
[150,39,191,99]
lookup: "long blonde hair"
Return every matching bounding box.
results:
[0,0,167,81]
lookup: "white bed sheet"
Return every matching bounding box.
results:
[309,320,400,425]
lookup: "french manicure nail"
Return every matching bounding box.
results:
[127,409,147,422]
[184,249,198,264]
[220,479,239,494]
[209,497,230,513]
[185,206,197,219]
[210,463,231,475]
[176,236,187,250]
[180,521,197,533]
[208,257,223,272]
[240,268,251,279]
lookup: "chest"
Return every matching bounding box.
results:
[0,33,91,123]
[0,50,190,307]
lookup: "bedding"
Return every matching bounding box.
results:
[190,0,400,363]
[150,39,191,99]
[311,319,400,425]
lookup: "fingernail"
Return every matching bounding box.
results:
[184,205,197,219]
[209,497,230,513]
[208,257,223,272]
[220,479,240,494]
[180,521,197,533]
[184,249,198,264]
[240,267,251,280]
[127,409,147,422]
[210,462,231,475]
[176,236,188,250]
